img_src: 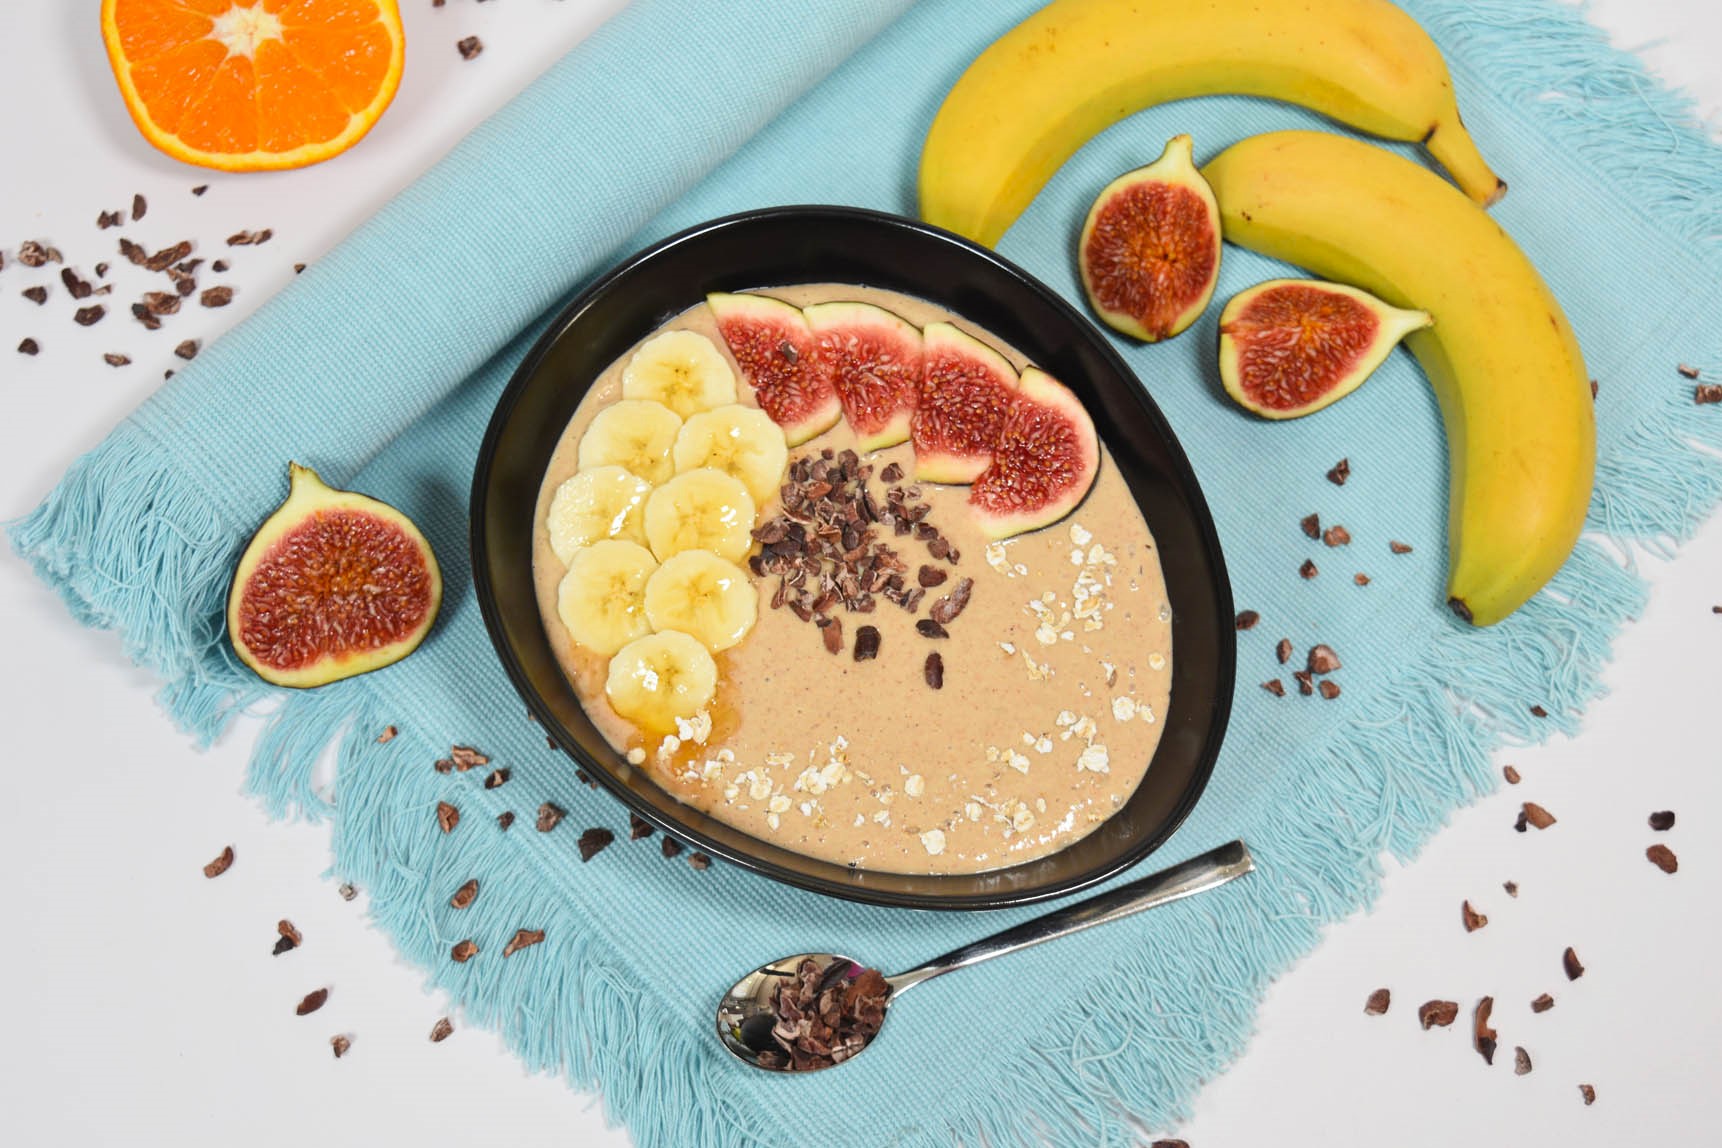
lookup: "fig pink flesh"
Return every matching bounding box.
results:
[969,370,1099,538]
[1084,180,1218,339]
[709,295,840,442]
[912,324,1019,483]
[1224,283,1383,412]
[807,302,922,449]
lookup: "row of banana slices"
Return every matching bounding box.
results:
[546,328,789,734]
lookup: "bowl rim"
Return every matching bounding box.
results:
[470,204,1234,910]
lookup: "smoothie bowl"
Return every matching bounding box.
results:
[471,207,1233,909]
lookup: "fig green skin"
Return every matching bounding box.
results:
[227,463,442,688]
[967,368,1100,540]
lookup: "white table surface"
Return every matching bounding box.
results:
[2,2,1718,1145]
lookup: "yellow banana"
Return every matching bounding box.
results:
[1201,131,1593,626]
[919,0,1504,247]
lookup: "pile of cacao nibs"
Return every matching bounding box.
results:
[754,957,892,1071]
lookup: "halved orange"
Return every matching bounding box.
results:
[101,0,405,172]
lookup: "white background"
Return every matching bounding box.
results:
[2,1,1718,1145]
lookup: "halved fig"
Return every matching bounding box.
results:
[228,464,441,688]
[707,292,842,446]
[1079,134,1221,342]
[911,321,1020,484]
[1218,279,1433,419]
[968,368,1100,539]
[804,300,923,452]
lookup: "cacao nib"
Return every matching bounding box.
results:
[1529,705,1549,718]
[1322,525,1351,547]
[1645,844,1678,873]
[629,813,655,840]
[880,462,903,483]
[1563,947,1585,981]
[1276,638,1292,664]
[1531,993,1554,1013]
[275,919,302,955]
[103,353,130,367]
[192,184,208,196]
[1235,610,1260,630]
[661,836,684,859]
[1262,679,1285,697]
[436,802,459,833]
[1299,559,1318,579]
[1649,810,1675,831]
[330,1034,351,1058]
[450,879,479,909]
[927,578,972,625]
[1523,802,1556,830]
[1514,1046,1532,1075]
[853,625,881,661]
[483,767,510,789]
[497,811,515,830]
[132,193,147,221]
[924,651,944,690]
[1300,513,1320,539]
[917,565,947,588]
[451,939,479,963]
[203,845,234,878]
[22,286,47,304]
[430,1017,454,1042]
[1318,680,1341,700]
[1503,765,1521,784]
[97,210,123,229]
[1307,644,1341,674]
[338,883,357,901]
[535,802,565,832]
[1418,999,1459,1029]
[1696,383,1722,405]
[1679,363,1703,379]
[1292,670,1314,696]
[819,615,843,655]
[503,928,545,957]
[1579,1084,1595,1105]
[577,827,614,861]
[225,229,273,246]
[144,241,191,272]
[73,305,105,326]
[1327,458,1350,485]
[1364,988,1391,1015]
[1353,573,1371,586]
[60,267,92,299]
[200,285,233,307]
[296,988,329,1016]
[916,619,949,639]
[688,852,711,871]
[1474,996,1497,1064]
[17,240,51,267]
[1390,540,1413,554]
[174,340,203,362]
[457,35,484,59]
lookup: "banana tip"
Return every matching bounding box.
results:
[1485,178,1509,207]
[1447,597,1475,624]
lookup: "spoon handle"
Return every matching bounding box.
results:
[888,840,1254,995]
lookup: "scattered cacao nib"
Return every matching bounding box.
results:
[853,624,881,661]
[1531,993,1554,1013]
[211,258,229,273]
[1318,680,1341,700]
[275,919,303,954]
[450,879,479,909]
[1299,559,1318,579]
[457,35,483,59]
[1323,525,1351,547]
[1514,810,1528,833]
[503,929,545,958]
[1514,1046,1532,1075]
[917,564,947,588]
[1649,810,1675,831]
[200,285,234,307]
[22,286,47,304]
[928,578,973,625]
[271,935,295,957]
[1276,638,1292,664]
[819,615,843,654]
[924,651,944,690]
[1307,644,1341,674]
[1529,705,1549,718]
[1293,670,1314,696]
[1504,881,1519,897]
[574,768,594,787]
[688,852,712,871]
[483,768,510,789]
[1418,1000,1459,1029]
[578,827,615,861]
[17,338,39,356]
[1590,379,1599,399]
[97,210,123,229]
[758,957,893,1071]
[880,462,904,483]
[1523,802,1556,830]
[330,1034,351,1058]
[436,802,459,833]
[1462,900,1488,932]
[376,725,397,743]
[1235,610,1260,630]
[131,193,147,221]
[430,1017,454,1042]
[294,263,307,274]
[451,939,479,963]
[661,836,684,859]
[629,813,656,840]
[1503,765,1521,784]
[1300,513,1320,539]
[916,619,950,639]
[144,240,191,272]
[1262,679,1285,697]
[60,267,93,299]
[103,353,131,367]
[449,745,488,771]
[1563,947,1585,980]
[1474,996,1497,1064]
[1149,1141,1189,1148]
[535,802,565,833]
[434,757,454,775]
[1327,458,1350,485]
[1678,363,1702,379]
[74,305,105,326]
[225,229,273,246]
[1364,988,1391,1016]
[1390,540,1413,554]
[1645,843,1678,874]
[296,988,329,1016]
[497,811,515,831]
[17,240,52,267]
[338,883,357,901]
[141,290,181,315]
[192,184,208,196]
[130,304,160,329]
[1696,383,1722,405]
[203,845,235,878]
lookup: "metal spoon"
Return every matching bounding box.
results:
[716,839,1254,1072]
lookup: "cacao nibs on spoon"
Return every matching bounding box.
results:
[295,988,329,1016]
[450,939,479,963]
[273,919,302,956]
[1645,844,1678,874]
[1234,609,1260,630]
[449,879,479,909]
[535,802,565,832]
[1473,996,1497,1064]
[577,827,614,861]
[1563,947,1585,980]
[1364,988,1391,1015]
[1649,810,1675,830]
[503,929,545,957]
[629,813,655,840]
[436,802,460,833]
[1531,993,1554,1013]
[430,1017,454,1042]
[1418,1000,1458,1029]
[203,845,235,878]
[1462,900,1488,932]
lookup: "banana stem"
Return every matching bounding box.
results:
[1426,108,1507,207]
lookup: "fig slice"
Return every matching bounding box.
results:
[968,368,1100,539]
[707,292,842,446]
[804,300,923,453]
[227,464,442,688]
[911,321,1020,484]
[1218,279,1433,419]
[1079,134,1222,342]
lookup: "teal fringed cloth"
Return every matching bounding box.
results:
[11,1,1722,1144]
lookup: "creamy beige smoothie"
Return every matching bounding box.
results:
[532,285,1172,875]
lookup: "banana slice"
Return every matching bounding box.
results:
[555,539,658,656]
[545,465,653,564]
[644,549,758,653]
[643,467,756,564]
[671,404,789,505]
[577,399,683,484]
[605,630,718,735]
[621,330,738,420]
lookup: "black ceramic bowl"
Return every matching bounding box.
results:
[471,206,1233,910]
